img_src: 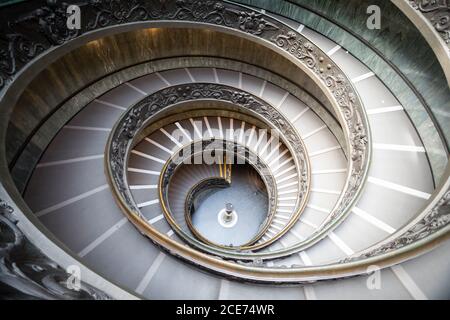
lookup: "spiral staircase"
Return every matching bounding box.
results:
[0,0,449,300]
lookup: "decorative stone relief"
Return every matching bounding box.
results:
[0,198,110,299]
[409,0,450,45]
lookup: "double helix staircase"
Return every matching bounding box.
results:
[0,0,448,300]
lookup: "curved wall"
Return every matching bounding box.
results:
[5,27,335,169]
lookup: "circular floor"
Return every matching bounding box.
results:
[191,164,268,246]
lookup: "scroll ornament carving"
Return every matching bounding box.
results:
[409,0,450,45]
[0,198,110,299]
[271,30,368,226]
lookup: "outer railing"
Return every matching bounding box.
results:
[107,83,311,259]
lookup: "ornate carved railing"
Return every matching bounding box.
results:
[0,198,111,299]
[160,139,277,250]
[408,0,450,46]
[107,83,312,259]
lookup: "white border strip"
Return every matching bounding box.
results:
[137,199,160,208]
[373,143,425,152]
[64,125,111,132]
[94,99,126,111]
[125,82,147,96]
[35,185,109,217]
[327,45,341,56]
[391,265,428,300]
[366,105,403,115]
[130,185,158,190]
[36,154,104,168]
[368,176,431,199]
[352,72,375,83]
[135,253,166,294]
[328,232,354,255]
[78,217,128,257]
[352,207,396,234]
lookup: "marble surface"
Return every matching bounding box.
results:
[235,0,449,184]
